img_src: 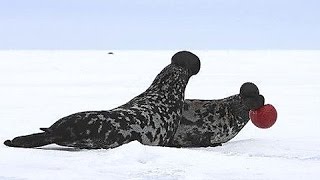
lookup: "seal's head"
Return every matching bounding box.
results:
[240,82,265,110]
[171,51,201,76]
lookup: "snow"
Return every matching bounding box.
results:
[0,50,319,180]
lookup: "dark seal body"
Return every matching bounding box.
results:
[4,51,201,149]
[169,82,265,147]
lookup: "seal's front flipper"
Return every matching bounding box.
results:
[210,143,222,147]
[4,132,55,148]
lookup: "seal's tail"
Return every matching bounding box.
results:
[4,132,55,148]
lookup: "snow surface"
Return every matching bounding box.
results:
[0,50,319,180]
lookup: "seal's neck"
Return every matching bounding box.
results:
[117,64,191,110]
[228,95,250,126]
[146,64,190,96]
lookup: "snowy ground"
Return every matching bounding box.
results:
[0,50,319,180]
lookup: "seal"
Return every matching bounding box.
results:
[4,51,201,149]
[169,82,265,147]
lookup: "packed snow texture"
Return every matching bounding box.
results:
[0,51,319,180]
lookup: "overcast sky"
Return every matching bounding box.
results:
[0,0,319,50]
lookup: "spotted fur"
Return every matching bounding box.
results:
[169,82,265,147]
[4,51,200,149]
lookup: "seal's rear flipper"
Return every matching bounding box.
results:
[4,132,55,148]
[40,128,51,132]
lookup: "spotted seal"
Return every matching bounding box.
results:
[4,51,201,149]
[169,82,265,147]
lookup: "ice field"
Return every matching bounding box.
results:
[0,50,319,180]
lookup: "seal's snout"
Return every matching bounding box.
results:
[171,51,201,76]
[240,82,265,110]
